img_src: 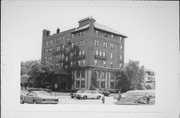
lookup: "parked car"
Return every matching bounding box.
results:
[114,90,155,105]
[74,90,104,99]
[70,90,85,98]
[97,89,110,96]
[20,89,59,104]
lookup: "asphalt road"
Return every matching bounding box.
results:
[20,89,118,105]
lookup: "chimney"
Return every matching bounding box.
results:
[43,29,50,37]
[57,28,60,33]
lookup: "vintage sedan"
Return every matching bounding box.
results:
[20,90,59,104]
[114,90,155,105]
[75,90,104,99]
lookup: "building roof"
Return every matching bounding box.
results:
[72,24,90,33]
[94,23,127,37]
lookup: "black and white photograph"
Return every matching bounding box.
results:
[1,1,179,118]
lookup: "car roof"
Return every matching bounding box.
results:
[125,90,155,97]
[28,88,52,92]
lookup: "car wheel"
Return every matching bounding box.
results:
[33,100,38,104]
[20,98,24,104]
[83,96,87,99]
[97,96,101,99]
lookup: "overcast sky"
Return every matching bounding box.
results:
[14,1,178,73]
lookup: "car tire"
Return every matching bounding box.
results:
[33,100,38,104]
[20,98,24,104]
[83,96,87,99]
[97,96,101,99]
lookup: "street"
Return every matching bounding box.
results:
[21,90,118,105]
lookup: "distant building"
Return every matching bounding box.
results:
[41,17,127,91]
[144,69,156,89]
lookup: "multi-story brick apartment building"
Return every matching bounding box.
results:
[41,17,127,91]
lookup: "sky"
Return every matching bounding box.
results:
[14,1,174,72]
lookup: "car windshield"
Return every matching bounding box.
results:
[36,91,52,96]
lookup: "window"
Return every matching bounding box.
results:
[81,80,85,88]
[120,45,123,50]
[110,44,114,49]
[60,62,63,67]
[119,63,122,68]
[72,34,74,38]
[78,60,81,66]
[99,51,102,56]
[94,60,98,66]
[96,51,98,56]
[103,42,108,48]
[79,51,82,56]
[62,45,65,49]
[71,42,74,47]
[103,61,106,67]
[79,40,85,46]
[101,81,105,88]
[110,53,113,59]
[80,32,82,36]
[66,37,70,42]
[95,40,99,46]
[71,61,73,66]
[81,70,85,78]
[120,55,123,60]
[62,54,64,59]
[76,80,80,88]
[111,34,114,38]
[103,52,106,57]
[119,37,123,41]
[101,72,106,79]
[57,37,61,41]
[82,60,85,66]
[82,50,85,55]
[104,33,107,38]
[110,62,113,68]
[76,71,80,78]
[96,30,99,35]
[65,56,68,61]
[110,82,115,89]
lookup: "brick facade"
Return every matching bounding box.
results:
[41,17,127,91]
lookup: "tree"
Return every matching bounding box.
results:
[117,60,146,92]
[51,41,80,89]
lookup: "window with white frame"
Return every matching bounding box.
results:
[96,51,98,56]
[72,34,74,38]
[95,40,99,46]
[96,30,99,35]
[120,45,123,50]
[103,52,106,57]
[78,60,81,66]
[119,63,122,68]
[82,50,85,55]
[120,54,123,60]
[94,60,98,66]
[82,60,85,66]
[110,43,114,49]
[103,61,106,67]
[111,34,114,38]
[110,62,113,68]
[99,51,102,56]
[110,53,113,59]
